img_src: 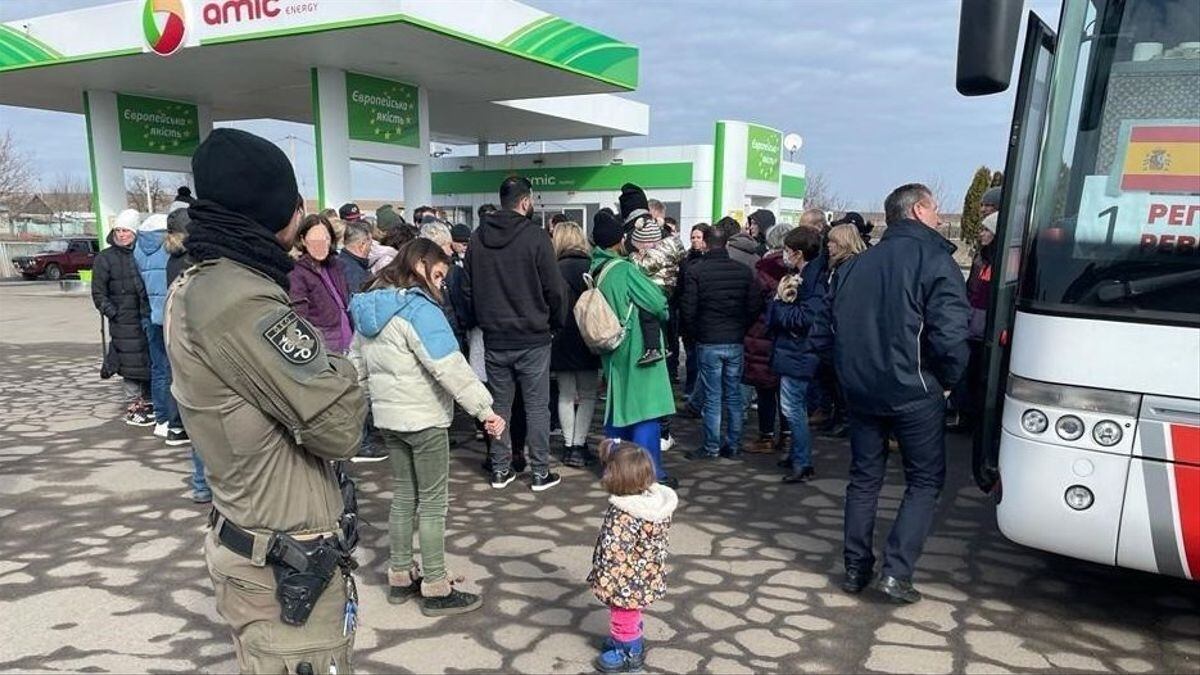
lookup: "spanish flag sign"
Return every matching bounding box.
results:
[1112,122,1200,196]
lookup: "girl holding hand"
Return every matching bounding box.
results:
[349,239,504,617]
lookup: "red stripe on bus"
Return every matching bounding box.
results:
[1173,463,1200,580]
[1120,174,1200,192]
[1129,126,1200,143]
[1173,425,1200,467]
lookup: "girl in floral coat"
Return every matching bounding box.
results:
[587,441,678,672]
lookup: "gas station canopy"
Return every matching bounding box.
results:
[0,0,649,232]
[0,0,648,143]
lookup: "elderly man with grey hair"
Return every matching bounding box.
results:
[419,220,455,256]
[338,220,374,295]
[829,182,969,604]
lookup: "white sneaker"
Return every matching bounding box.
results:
[153,422,169,438]
[661,435,676,452]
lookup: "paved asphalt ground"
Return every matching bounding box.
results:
[0,281,1197,674]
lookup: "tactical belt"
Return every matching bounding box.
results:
[210,509,353,626]
[209,509,332,569]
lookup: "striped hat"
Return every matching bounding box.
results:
[631,218,662,247]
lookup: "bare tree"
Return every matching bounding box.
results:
[0,131,35,217]
[802,171,849,213]
[42,174,91,216]
[126,173,172,213]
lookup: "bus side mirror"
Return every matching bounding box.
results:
[956,0,1024,96]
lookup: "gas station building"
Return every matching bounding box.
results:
[0,0,804,241]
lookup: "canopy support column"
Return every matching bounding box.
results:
[312,66,431,215]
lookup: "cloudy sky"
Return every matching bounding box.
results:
[0,0,1059,210]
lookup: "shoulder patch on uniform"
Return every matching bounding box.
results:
[263,311,320,365]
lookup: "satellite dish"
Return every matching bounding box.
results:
[783,133,803,153]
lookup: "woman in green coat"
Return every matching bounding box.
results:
[589,209,677,486]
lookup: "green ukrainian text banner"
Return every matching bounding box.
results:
[746,124,782,183]
[781,174,807,199]
[117,93,199,156]
[346,72,420,148]
[433,162,693,195]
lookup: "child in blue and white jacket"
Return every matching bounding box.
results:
[348,239,505,617]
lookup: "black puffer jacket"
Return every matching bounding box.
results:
[551,250,601,373]
[680,247,763,345]
[92,231,150,381]
[832,219,970,415]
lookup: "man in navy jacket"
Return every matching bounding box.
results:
[832,183,969,604]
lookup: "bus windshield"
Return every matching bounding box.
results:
[1019,0,1200,326]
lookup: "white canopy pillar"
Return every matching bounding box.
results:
[82,90,125,242]
[311,67,431,213]
[84,89,211,243]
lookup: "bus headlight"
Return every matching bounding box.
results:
[1021,409,1049,434]
[1065,485,1094,511]
[1055,415,1085,441]
[1092,420,1123,447]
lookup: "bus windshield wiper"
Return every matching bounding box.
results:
[1095,269,1200,303]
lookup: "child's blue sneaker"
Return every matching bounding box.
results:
[595,638,645,673]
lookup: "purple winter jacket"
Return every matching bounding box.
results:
[288,253,352,353]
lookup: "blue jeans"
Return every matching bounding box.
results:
[145,322,179,426]
[843,395,947,580]
[604,418,666,480]
[697,343,745,455]
[191,449,210,496]
[779,377,812,470]
[684,341,699,400]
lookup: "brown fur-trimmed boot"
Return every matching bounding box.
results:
[420,577,482,617]
[387,567,422,605]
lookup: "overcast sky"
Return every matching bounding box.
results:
[0,0,1060,210]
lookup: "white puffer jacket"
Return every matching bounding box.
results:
[348,286,493,432]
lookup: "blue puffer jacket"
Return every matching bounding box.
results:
[766,260,830,380]
[831,219,970,415]
[134,228,169,325]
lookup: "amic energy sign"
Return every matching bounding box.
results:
[346,72,419,148]
[746,124,782,183]
[116,93,199,155]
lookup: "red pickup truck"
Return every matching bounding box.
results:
[13,237,99,280]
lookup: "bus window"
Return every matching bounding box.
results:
[1021,0,1200,325]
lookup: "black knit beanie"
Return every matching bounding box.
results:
[592,208,624,248]
[618,183,650,225]
[192,128,300,233]
[451,223,472,243]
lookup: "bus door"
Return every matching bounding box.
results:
[974,13,1057,492]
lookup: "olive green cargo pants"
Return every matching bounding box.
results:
[205,530,353,674]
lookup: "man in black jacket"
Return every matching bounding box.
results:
[680,226,762,460]
[337,221,373,295]
[462,176,567,492]
[832,183,969,604]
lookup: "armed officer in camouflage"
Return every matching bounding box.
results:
[166,129,368,674]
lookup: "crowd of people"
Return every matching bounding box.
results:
[90,127,981,673]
